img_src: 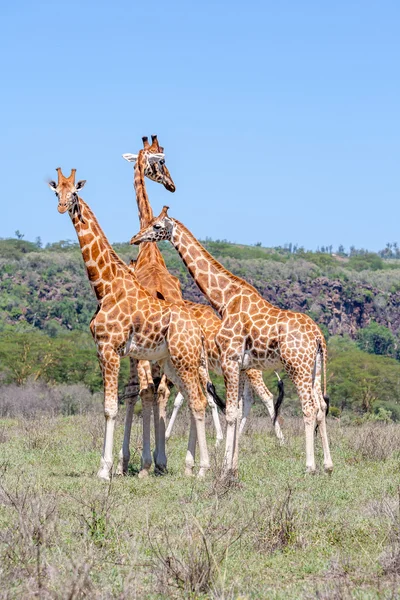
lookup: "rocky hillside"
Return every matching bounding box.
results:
[1,237,400,342]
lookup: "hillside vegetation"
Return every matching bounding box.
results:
[1,236,400,420]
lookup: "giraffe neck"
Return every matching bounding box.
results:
[133,152,169,271]
[134,153,154,228]
[170,219,259,315]
[70,198,129,301]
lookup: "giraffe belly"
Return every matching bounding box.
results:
[241,345,281,371]
[123,335,169,361]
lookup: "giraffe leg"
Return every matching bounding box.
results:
[279,345,319,473]
[151,364,162,467]
[136,362,155,478]
[116,396,136,476]
[198,358,223,446]
[221,360,240,478]
[116,359,139,476]
[164,316,210,478]
[154,374,170,474]
[208,394,224,447]
[232,375,244,475]
[139,388,155,478]
[185,412,197,477]
[194,409,209,478]
[97,349,120,481]
[317,403,333,473]
[165,392,185,441]
[167,365,209,478]
[180,373,210,478]
[314,372,333,473]
[246,370,285,444]
[239,376,253,436]
[304,415,317,473]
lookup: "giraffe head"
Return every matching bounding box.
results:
[130,206,174,245]
[122,134,176,193]
[48,168,86,220]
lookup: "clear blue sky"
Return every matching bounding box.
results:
[1,0,399,251]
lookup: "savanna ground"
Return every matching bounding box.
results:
[1,405,400,599]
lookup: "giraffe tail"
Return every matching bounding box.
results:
[207,382,226,414]
[314,341,329,417]
[319,340,329,417]
[273,372,285,425]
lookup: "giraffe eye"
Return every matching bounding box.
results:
[159,159,165,166]
[153,223,162,230]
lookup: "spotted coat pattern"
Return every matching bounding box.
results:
[48,169,211,480]
[130,209,333,476]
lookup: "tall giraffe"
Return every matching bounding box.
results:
[131,208,333,477]
[123,136,284,447]
[48,169,216,480]
[121,135,224,477]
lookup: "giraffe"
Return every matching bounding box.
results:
[123,136,284,448]
[48,169,217,480]
[131,208,333,477]
[120,135,225,478]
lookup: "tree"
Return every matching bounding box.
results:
[357,322,396,356]
[15,230,24,240]
[328,335,400,416]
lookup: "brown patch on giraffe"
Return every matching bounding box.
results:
[86,265,99,280]
[92,240,101,261]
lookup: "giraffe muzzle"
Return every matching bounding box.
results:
[57,202,70,214]
[165,182,176,193]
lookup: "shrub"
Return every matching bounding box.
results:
[0,381,99,418]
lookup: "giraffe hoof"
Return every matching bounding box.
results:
[197,467,209,479]
[154,465,168,476]
[138,469,149,479]
[185,466,194,477]
[97,468,111,482]
[324,464,334,474]
[305,466,316,475]
[115,460,129,476]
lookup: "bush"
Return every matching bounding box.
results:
[357,322,396,356]
[0,381,100,418]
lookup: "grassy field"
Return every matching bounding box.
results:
[1,410,400,599]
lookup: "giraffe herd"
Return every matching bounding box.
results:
[48,134,332,480]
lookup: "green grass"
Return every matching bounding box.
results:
[1,412,400,598]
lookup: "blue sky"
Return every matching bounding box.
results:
[0,0,399,251]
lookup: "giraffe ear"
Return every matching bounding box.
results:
[76,180,86,191]
[48,181,57,190]
[122,153,138,163]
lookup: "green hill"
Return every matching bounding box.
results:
[1,235,400,420]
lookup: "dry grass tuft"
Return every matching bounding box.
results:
[346,423,400,461]
[253,488,298,553]
[147,503,249,597]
